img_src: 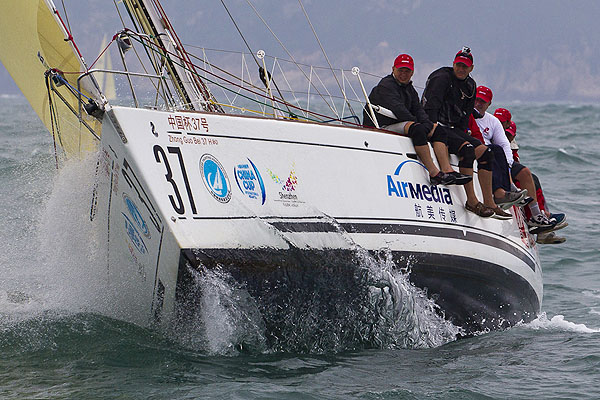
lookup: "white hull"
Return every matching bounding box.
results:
[95,106,542,333]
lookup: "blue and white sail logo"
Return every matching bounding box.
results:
[200,154,231,203]
[123,193,150,239]
[234,158,266,205]
[122,213,148,255]
[387,160,453,205]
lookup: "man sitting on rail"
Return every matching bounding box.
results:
[363,53,471,187]
[468,86,527,219]
[499,116,568,243]
[421,47,499,218]
[471,91,555,232]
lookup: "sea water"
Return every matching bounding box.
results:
[0,96,599,399]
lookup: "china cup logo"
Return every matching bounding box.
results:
[234,158,266,205]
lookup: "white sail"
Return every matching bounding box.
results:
[0,0,102,158]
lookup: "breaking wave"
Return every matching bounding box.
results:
[524,312,600,333]
[171,247,461,355]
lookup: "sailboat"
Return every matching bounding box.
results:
[0,0,543,334]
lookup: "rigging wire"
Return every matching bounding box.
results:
[113,0,176,109]
[183,45,384,80]
[184,48,367,112]
[60,0,72,35]
[297,0,357,120]
[219,0,294,117]
[220,0,260,69]
[150,0,223,112]
[244,0,339,118]
[128,33,364,126]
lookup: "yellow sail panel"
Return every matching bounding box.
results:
[0,0,101,158]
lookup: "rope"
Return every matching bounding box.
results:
[45,73,60,169]
[52,6,86,67]
[88,35,117,70]
[51,70,93,102]
[150,0,223,112]
[113,0,177,109]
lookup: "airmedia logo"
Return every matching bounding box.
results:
[387,160,453,205]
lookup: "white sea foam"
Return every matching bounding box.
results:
[525,312,600,333]
[0,151,115,326]
[582,290,600,299]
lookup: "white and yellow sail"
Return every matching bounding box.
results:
[0,0,101,158]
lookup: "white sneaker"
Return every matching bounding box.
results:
[528,214,556,234]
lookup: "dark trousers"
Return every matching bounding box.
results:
[489,144,511,193]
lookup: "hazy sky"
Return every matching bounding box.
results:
[2,0,600,102]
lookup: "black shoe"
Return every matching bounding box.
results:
[447,171,472,185]
[430,172,455,186]
[549,213,568,230]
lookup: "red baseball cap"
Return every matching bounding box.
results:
[506,121,517,137]
[494,108,512,123]
[476,86,493,103]
[454,50,473,67]
[393,54,414,71]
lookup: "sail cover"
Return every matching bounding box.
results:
[0,0,101,157]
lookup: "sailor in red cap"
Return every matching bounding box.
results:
[472,88,555,230]
[471,85,527,219]
[495,113,568,243]
[363,53,471,186]
[494,108,512,128]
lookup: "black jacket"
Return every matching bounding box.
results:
[363,74,431,128]
[421,66,476,132]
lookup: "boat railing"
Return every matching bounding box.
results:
[77,68,166,115]
[75,29,382,129]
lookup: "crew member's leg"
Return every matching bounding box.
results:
[529,173,567,243]
[403,122,440,178]
[429,125,471,185]
[473,144,495,209]
[447,128,493,217]
[488,144,511,197]
[531,173,549,217]
[512,163,554,230]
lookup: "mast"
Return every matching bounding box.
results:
[122,0,222,112]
